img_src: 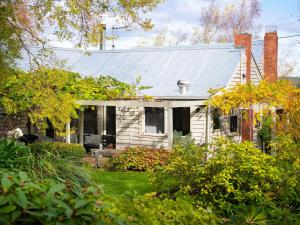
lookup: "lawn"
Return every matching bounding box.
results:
[89,170,154,195]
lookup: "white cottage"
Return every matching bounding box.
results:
[9,31,278,149]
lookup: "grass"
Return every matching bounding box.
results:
[89,170,154,196]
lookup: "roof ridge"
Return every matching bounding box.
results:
[27,44,242,54]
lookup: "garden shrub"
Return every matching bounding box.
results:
[152,139,282,205]
[152,138,300,224]
[151,142,207,194]
[0,139,90,186]
[268,135,300,224]
[111,193,220,225]
[0,170,221,225]
[173,131,195,148]
[0,170,119,225]
[0,138,35,171]
[30,141,85,158]
[108,147,170,171]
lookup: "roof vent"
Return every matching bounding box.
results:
[177,80,190,95]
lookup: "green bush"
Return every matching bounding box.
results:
[30,142,85,158]
[111,193,220,225]
[153,139,283,205]
[0,170,221,225]
[108,147,170,171]
[151,142,207,194]
[0,139,90,186]
[0,170,116,225]
[0,138,35,171]
[269,136,300,224]
[173,131,195,148]
[152,138,300,224]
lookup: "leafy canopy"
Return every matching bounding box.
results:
[0,0,163,77]
[208,80,300,140]
[0,67,142,132]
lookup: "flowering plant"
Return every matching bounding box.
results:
[7,128,23,139]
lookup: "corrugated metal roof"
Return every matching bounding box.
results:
[17,44,249,99]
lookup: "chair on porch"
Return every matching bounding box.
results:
[83,134,102,152]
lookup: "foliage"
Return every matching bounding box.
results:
[1,137,299,224]
[152,138,300,224]
[271,135,300,161]
[173,131,195,148]
[152,139,279,205]
[108,147,170,171]
[0,68,142,133]
[151,142,207,194]
[0,170,114,225]
[0,138,34,171]
[111,193,220,225]
[0,169,221,225]
[257,116,272,144]
[0,138,90,186]
[0,0,162,76]
[30,142,85,158]
[270,136,300,223]
[209,80,300,140]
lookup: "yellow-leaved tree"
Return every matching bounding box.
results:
[208,80,300,140]
[0,68,143,134]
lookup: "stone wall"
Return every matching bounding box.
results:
[0,107,28,137]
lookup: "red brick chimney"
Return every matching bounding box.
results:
[264,29,278,82]
[234,33,254,141]
[234,33,252,83]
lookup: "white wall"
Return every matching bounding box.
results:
[115,106,169,149]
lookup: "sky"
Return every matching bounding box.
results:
[104,0,300,47]
[52,0,300,76]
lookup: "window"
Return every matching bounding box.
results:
[212,108,221,130]
[230,115,238,132]
[145,107,165,134]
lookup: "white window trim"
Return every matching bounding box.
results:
[138,107,168,137]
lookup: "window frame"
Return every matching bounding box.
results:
[143,107,166,136]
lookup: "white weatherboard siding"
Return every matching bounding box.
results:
[190,106,207,145]
[115,105,210,149]
[227,53,263,88]
[115,106,169,149]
